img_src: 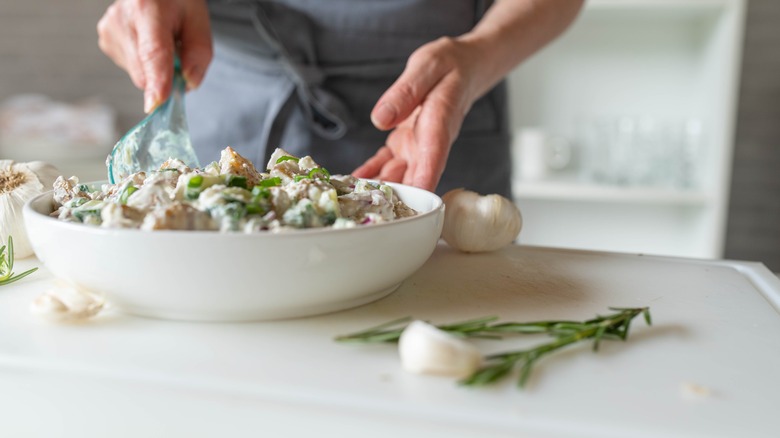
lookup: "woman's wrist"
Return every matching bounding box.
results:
[456,0,584,98]
[453,31,508,99]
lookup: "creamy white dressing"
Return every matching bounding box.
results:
[52,147,417,232]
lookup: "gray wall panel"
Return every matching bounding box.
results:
[725,0,780,271]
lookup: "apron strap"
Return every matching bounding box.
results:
[249,2,352,141]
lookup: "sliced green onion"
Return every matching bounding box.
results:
[276,156,300,164]
[259,177,282,187]
[323,210,338,225]
[188,174,204,188]
[73,210,102,222]
[67,197,88,208]
[70,200,104,222]
[77,184,90,193]
[380,184,394,201]
[293,175,308,182]
[246,203,266,215]
[252,186,271,199]
[119,185,139,205]
[225,174,248,189]
[308,167,331,181]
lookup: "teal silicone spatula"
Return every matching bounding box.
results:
[107,57,200,183]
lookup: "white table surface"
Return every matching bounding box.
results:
[2,243,780,438]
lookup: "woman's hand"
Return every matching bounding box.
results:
[97,0,213,113]
[354,0,583,192]
[353,36,488,192]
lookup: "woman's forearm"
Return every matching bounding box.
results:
[458,0,584,96]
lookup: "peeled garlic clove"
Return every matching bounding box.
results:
[441,188,522,253]
[0,160,60,258]
[398,320,482,379]
[30,281,104,322]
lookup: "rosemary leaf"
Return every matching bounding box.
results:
[0,236,38,286]
[333,316,412,343]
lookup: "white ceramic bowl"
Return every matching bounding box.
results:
[23,182,444,322]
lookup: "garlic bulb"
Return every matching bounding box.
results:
[30,281,104,322]
[0,160,60,258]
[398,320,482,378]
[440,188,522,253]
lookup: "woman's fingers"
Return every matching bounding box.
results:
[410,77,465,190]
[377,158,408,183]
[371,37,456,131]
[353,146,409,185]
[352,146,394,179]
[135,3,176,113]
[123,31,147,91]
[367,37,478,192]
[97,3,146,88]
[97,0,213,112]
[360,69,466,192]
[179,3,213,90]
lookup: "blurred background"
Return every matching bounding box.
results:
[0,0,778,270]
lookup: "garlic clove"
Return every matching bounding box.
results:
[398,320,482,379]
[25,161,61,187]
[30,281,104,322]
[440,188,522,253]
[30,293,70,315]
[0,160,60,258]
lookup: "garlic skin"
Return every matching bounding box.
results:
[440,188,522,253]
[398,320,482,379]
[0,160,60,258]
[30,281,104,322]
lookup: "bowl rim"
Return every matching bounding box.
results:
[23,180,444,239]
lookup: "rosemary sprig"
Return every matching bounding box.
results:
[463,307,651,388]
[334,315,517,343]
[0,236,38,285]
[335,307,651,389]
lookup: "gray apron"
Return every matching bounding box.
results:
[187,0,511,197]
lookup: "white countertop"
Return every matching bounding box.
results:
[2,243,779,438]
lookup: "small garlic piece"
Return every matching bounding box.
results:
[440,188,522,253]
[680,382,714,400]
[0,160,60,258]
[30,281,104,322]
[399,320,482,379]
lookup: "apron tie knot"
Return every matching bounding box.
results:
[250,3,352,140]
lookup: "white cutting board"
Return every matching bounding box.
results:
[1,244,779,438]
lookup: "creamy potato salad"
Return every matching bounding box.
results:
[52,147,417,232]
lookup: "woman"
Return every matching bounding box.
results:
[98,0,583,197]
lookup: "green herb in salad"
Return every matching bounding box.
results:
[225,174,248,189]
[188,175,204,188]
[336,307,651,389]
[119,185,138,205]
[251,186,272,199]
[308,167,331,181]
[293,167,331,183]
[258,177,282,188]
[275,156,300,164]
